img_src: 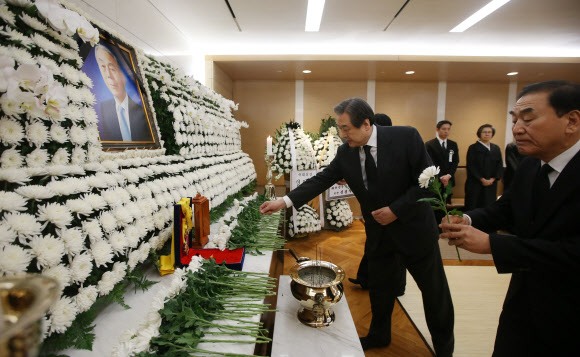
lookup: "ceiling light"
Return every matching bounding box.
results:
[450,0,510,33]
[276,70,283,73]
[302,70,312,73]
[507,72,518,76]
[305,0,325,32]
[405,71,415,74]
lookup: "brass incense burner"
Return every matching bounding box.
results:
[289,260,345,328]
[0,275,59,357]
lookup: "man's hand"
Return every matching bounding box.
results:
[439,223,491,254]
[371,206,397,226]
[260,198,286,215]
[336,179,347,185]
[439,174,451,188]
[480,178,494,187]
[440,215,467,231]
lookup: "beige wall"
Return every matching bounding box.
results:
[212,63,234,100]
[446,82,509,166]
[303,81,367,134]
[375,81,439,142]
[233,80,295,186]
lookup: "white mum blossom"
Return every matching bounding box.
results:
[0,191,27,212]
[99,211,117,232]
[49,124,67,143]
[108,231,128,254]
[418,166,440,189]
[51,148,69,165]
[83,193,107,210]
[48,296,78,334]
[2,212,42,238]
[75,285,98,313]
[0,244,31,276]
[15,185,55,201]
[0,168,30,184]
[25,148,49,168]
[28,235,65,269]
[42,264,71,289]
[1,147,23,168]
[82,219,103,242]
[91,239,113,267]
[70,253,93,284]
[69,125,87,145]
[66,198,93,217]
[58,227,84,256]
[0,117,25,145]
[37,202,73,228]
[26,121,50,147]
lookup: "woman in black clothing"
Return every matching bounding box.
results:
[465,124,503,210]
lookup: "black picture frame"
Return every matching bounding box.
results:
[79,29,160,150]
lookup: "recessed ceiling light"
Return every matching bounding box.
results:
[507,72,518,76]
[405,71,415,75]
[276,70,283,73]
[305,0,325,32]
[450,0,510,33]
[302,70,312,74]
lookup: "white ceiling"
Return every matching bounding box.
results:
[69,0,580,78]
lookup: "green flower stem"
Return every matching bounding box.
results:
[435,184,462,262]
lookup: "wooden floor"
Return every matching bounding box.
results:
[280,219,494,357]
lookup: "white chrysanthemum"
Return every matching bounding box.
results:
[0,168,31,185]
[108,231,128,254]
[91,239,113,267]
[99,211,117,232]
[124,225,140,249]
[0,222,17,247]
[83,194,107,210]
[418,166,440,189]
[28,235,65,269]
[0,147,23,168]
[19,13,47,31]
[6,0,33,7]
[48,296,78,334]
[68,125,87,145]
[49,124,67,143]
[71,146,86,165]
[43,264,71,289]
[50,147,69,165]
[0,191,27,212]
[0,5,16,26]
[2,212,42,238]
[64,198,92,218]
[0,244,31,276]
[37,203,73,229]
[86,125,99,144]
[70,253,93,284]
[25,148,49,168]
[75,285,98,313]
[112,206,133,226]
[58,227,84,256]
[15,185,54,201]
[35,56,60,75]
[82,219,103,242]
[0,117,25,145]
[26,122,50,147]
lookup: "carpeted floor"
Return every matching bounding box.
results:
[398,266,511,356]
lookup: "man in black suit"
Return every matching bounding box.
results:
[95,45,153,142]
[441,80,580,356]
[425,120,459,198]
[261,98,454,355]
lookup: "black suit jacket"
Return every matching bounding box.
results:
[425,138,459,186]
[467,152,580,348]
[99,96,153,142]
[288,126,439,258]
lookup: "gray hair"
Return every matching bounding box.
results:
[95,44,121,68]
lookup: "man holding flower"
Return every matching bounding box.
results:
[261,98,454,355]
[440,80,580,356]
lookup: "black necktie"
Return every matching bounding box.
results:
[363,145,377,194]
[532,164,553,218]
[442,141,446,150]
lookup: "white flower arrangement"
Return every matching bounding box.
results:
[288,205,321,237]
[272,124,317,174]
[325,199,354,230]
[313,127,343,168]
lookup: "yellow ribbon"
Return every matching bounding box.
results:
[159,197,194,276]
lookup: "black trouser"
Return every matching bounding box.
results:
[367,240,455,356]
[356,253,406,294]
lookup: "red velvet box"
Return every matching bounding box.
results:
[191,248,246,271]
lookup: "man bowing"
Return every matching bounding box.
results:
[261,98,454,355]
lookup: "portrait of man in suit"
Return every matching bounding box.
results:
[92,44,154,143]
[260,98,454,355]
[441,80,580,356]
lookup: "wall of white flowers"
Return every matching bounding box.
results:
[0,0,256,343]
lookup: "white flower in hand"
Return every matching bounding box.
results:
[418,166,440,189]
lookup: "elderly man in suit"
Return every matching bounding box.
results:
[441,80,580,356]
[261,98,454,355]
[95,45,152,142]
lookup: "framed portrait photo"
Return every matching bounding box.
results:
[79,30,160,149]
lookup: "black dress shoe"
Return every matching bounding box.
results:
[348,277,369,289]
[397,289,405,297]
[359,336,391,351]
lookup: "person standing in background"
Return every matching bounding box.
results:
[425,120,460,202]
[350,113,406,298]
[465,124,503,210]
